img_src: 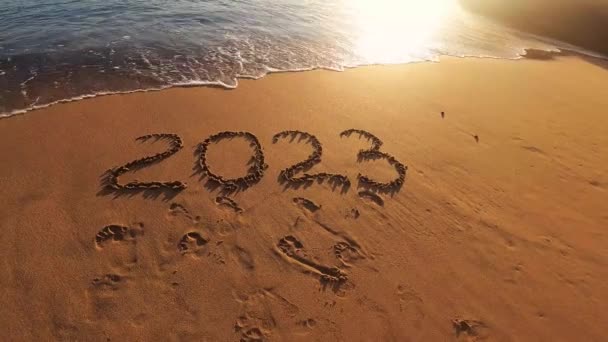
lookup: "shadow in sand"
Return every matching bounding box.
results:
[97,169,182,201]
[340,128,407,196]
[191,131,267,197]
[97,133,186,201]
[273,130,351,194]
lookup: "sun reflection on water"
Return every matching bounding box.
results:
[347,0,457,62]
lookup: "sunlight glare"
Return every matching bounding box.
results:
[349,0,457,62]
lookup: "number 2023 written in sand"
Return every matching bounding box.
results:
[103,129,407,195]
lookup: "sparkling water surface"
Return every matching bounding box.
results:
[0,0,581,116]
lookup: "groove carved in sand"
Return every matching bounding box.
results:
[196,131,267,194]
[276,235,348,286]
[357,190,385,206]
[103,133,186,192]
[273,130,350,190]
[340,129,407,193]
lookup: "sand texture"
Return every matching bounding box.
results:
[0,56,607,341]
[461,0,608,56]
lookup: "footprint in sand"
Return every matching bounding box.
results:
[293,197,321,213]
[234,299,273,342]
[215,196,243,213]
[232,245,255,271]
[177,231,209,254]
[239,327,265,342]
[234,289,301,341]
[87,273,127,320]
[95,225,130,247]
[94,223,143,266]
[91,274,123,290]
[168,202,200,223]
[296,318,317,329]
[276,235,348,287]
[333,242,365,267]
[347,208,360,219]
[169,202,190,216]
[396,284,425,326]
[357,190,384,206]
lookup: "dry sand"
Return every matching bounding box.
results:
[0,56,607,341]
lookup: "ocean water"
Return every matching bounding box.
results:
[0,0,594,117]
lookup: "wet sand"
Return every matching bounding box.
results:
[0,55,607,341]
[461,0,608,56]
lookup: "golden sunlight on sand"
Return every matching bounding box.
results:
[1,55,607,340]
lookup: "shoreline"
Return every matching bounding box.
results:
[1,54,607,340]
[461,0,608,57]
[2,48,606,120]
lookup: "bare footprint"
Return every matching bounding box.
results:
[348,208,360,219]
[95,225,129,247]
[296,318,317,329]
[234,293,275,342]
[169,202,190,216]
[358,190,384,206]
[234,288,300,341]
[91,274,123,291]
[232,246,255,271]
[168,203,200,223]
[178,232,209,254]
[215,196,244,213]
[334,242,365,267]
[94,223,142,271]
[87,273,128,321]
[396,284,425,326]
[293,197,321,213]
[276,235,347,287]
[239,327,265,342]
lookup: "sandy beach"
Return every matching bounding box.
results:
[1,55,607,341]
[461,0,608,56]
